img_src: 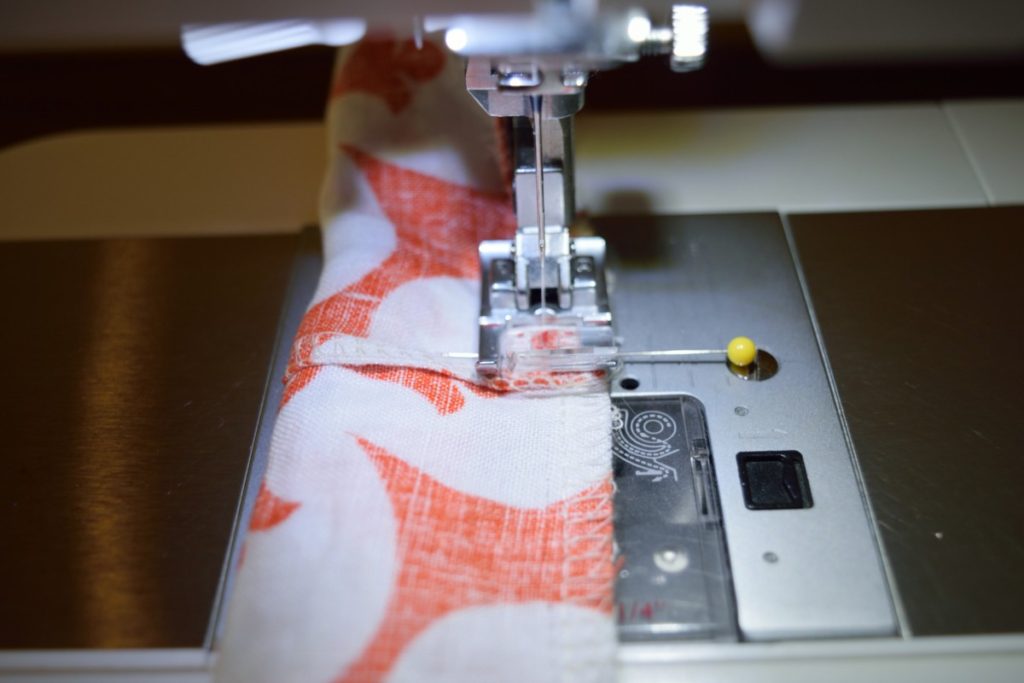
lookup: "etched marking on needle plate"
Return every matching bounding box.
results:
[612,406,680,482]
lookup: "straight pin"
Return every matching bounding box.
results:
[616,349,728,362]
[445,337,760,369]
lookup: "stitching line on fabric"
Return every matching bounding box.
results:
[553,397,616,681]
[286,332,612,396]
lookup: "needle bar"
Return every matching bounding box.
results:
[532,94,546,315]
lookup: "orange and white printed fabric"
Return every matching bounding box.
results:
[214,38,616,683]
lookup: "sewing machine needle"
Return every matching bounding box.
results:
[532,94,546,316]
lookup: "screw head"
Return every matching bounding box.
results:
[670,4,709,72]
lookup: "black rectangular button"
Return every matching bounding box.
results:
[737,451,813,510]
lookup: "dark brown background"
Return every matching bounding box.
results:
[3,24,1024,149]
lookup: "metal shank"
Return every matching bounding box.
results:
[467,55,614,375]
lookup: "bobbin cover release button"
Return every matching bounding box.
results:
[737,451,813,510]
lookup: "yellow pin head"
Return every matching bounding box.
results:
[727,336,757,367]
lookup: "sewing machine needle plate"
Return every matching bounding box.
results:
[613,395,738,641]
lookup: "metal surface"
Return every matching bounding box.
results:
[476,98,617,375]
[789,206,1024,636]
[614,395,737,642]
[509,114,576,311]
[601,213,896,640]
[618,633,1024,683]
[465,1,709,374]
[466,56,585,120]
[0,233,299,650]
[212,227,323,645]
[477,236,613,376]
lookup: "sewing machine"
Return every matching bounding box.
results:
[423,0,896,649]
[2,0,1023,680]
[427,2,897,646]
[182,0,1024,674]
